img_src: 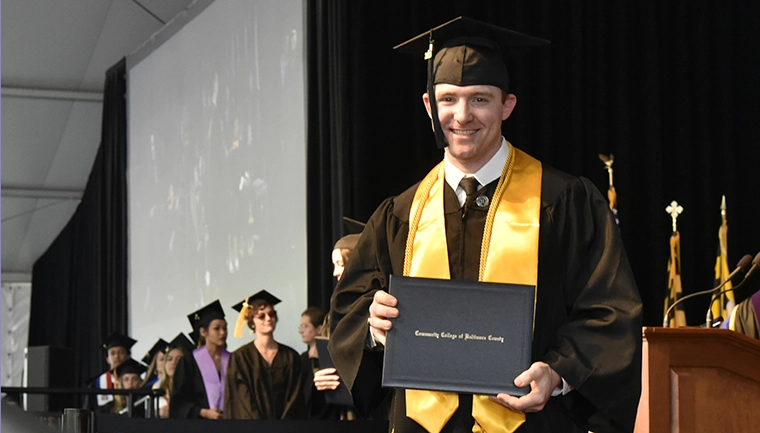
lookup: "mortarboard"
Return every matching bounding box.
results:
[394,16,549,149]
[103,332,137,352]
[232,290,282,338]
[334,217,366,251]
[114,358,147,377]
[187,300,226,333]
[141,339,169,364]
[188,329,200,347]
[167,333,196,354]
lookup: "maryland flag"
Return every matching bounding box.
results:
[664,231,687,327]
[711,196,734,321]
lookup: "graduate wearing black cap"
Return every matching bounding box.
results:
[154,333,195,418]
[140,338,169,388]
[170,300,230,419]
[332,217,366,281]
[329,17,642,433]
[90,332,138,409]
[223,290,306,420]
[111,359,149,417]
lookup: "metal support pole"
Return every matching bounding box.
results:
[60,408,91,433]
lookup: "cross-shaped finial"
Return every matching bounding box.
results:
[666,200,683,233]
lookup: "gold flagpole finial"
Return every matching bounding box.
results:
[598,154,614,187]
[720,195,727,224]
[666,200,683,233]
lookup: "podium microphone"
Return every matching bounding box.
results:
[663,254,753,327]
[706,252,760,326]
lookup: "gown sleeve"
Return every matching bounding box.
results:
[537,175,642,432]
[170,353,205,419]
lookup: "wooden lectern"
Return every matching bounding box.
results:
[635,326,760,432]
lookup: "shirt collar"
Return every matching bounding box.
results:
[444,137,509,192]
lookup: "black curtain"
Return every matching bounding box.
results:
[30,59,129,387]
[306,1,760,327]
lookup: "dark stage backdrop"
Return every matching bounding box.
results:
[307,0,760,327]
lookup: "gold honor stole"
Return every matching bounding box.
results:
[403,143,542,433]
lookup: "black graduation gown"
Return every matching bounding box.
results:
[301,351,343,419]
[223,342,306,420]
[329,164,642,433]
[170,352,209,419]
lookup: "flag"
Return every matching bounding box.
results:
[608,185,619,225]
[712,196,734,322]
[664,231,687,327]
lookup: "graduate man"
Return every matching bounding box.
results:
[328,17,642,433]
[92,332,137,410]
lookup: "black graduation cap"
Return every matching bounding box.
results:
[114,358,147,377]
[187,300,226,332]
[394,16,549,149]
[231,290,281,338]
[167,333,196,354]
[103,332,137,352]
[141,339,169,364]
[334,217,366,250]
[188,329,200,346]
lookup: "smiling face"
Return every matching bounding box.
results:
[423,84,516,173]
[250,304,278,336]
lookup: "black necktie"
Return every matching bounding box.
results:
[459,176,481,201]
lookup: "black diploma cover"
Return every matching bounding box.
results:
[382,275,534,396]
[315,337,355,406]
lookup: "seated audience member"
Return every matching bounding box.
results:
[157,333,195,418]
[91,333,137,410]
[140,338,169,388]
[113,358,148,417]
[224,290,305,419]
[171,301,230,419]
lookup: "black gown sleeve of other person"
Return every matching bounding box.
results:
[223,342,306,420]
[328,164,643,433]
[170,352,209,419]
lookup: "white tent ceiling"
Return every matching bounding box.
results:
[2,0,197,282]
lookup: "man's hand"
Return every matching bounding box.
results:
[313,367,341,391]
[367,290,398,346]
[489,362,562,413]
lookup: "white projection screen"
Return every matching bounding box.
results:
[127,0,307,356]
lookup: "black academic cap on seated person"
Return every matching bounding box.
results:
[167,333,195,354]
[114,358,147,377]
[394,16,549,149]
[187,300,226,332]
[334,217,366,251]
[103,332,137,351]
[141,339,169,364]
